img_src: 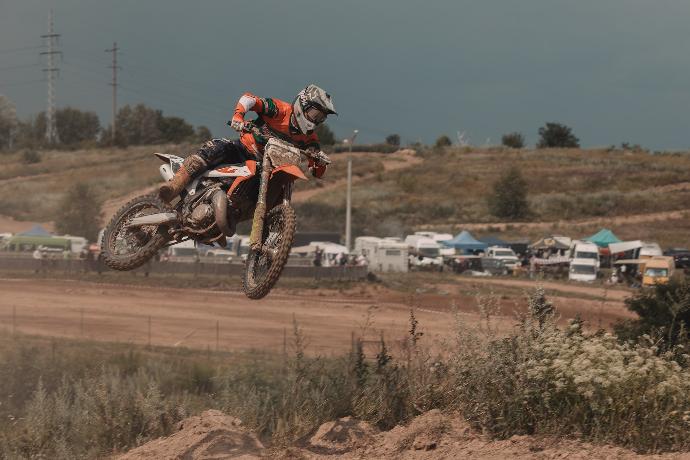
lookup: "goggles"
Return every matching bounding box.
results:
[304,105,327,125]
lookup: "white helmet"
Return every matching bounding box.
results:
[292,84,337,134]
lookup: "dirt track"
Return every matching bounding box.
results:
[0,277,634,353]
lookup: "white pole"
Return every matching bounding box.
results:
[345,130,358,253]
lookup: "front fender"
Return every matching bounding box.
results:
[271,164,308,181]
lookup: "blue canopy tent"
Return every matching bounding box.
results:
[19,225,53,237]
[441,230,489,254]
[584,228,621,248]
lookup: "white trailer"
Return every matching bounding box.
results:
[354,236,408,272]
[404,235,443,271]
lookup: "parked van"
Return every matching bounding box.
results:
[642,256,675,286]
[413,232,455,256]
[485,246,520,271]
[404,235,443,271]
[569,258,598,282]
[570,241,600,267]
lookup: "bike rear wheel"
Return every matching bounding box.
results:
[243,204,296,299]
[101,195,170,271]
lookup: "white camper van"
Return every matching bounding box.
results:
[413,232,455,256]
[404,235,443,271]
[568,241,600,282]
[354,236,408,272]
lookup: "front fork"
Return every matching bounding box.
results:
[249,161,272,251]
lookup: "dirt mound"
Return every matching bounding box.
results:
[308,416,379,452]
[118,410,264,460]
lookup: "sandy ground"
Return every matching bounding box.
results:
[0,276,634,354]
[119,409,690,459]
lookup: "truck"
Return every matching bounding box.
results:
[485,246,520,271]
[404,235,443,271]
[642,256,675,287]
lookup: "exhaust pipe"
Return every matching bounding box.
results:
[212,190,235,237]
[127,212,178,227]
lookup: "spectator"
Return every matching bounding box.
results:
[313,246,323,267]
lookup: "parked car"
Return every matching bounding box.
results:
[663,248,690,269]
[480,256,509,275]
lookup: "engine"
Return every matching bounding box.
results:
[187,202,215,229]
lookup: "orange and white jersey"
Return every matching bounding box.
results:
[232,93,326,178]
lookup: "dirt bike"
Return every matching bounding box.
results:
[100,124,331,299]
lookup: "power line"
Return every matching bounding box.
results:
[0,63,42,72]
[40,10,61,144]
[0,79,45,88]
[0,44,45,55]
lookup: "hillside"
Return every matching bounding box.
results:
[1,145,689,247]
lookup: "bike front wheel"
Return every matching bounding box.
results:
[242,204,296,299]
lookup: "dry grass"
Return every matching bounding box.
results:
[2,290,690,457]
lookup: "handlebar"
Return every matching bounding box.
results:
[227,120,331,166]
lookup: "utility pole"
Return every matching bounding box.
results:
[41,10,61,144]
[345,129,358,253]
[105,42,120,144]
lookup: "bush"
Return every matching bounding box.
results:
[54,182,104,241]
[537,122,580,148]
[501,132,525,149]
[315,123,336,146]
[615,279,690,353]
[332,143,399,154]
[488,166,530,220]
[434,135,452,148]
[385,134,400,146]
[21,150,41,164]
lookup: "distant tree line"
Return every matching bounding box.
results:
[0,95,212,151]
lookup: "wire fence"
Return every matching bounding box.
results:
[0,255,368,281]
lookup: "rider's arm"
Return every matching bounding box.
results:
[232,93,279,124]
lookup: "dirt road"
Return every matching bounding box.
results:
[0,277,634,353]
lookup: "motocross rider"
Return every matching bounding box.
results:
[158,84,337,203]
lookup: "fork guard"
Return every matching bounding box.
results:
[271,164,308,180]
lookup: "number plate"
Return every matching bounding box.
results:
[265,138,303,168]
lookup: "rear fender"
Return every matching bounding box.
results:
[271,164,307,181]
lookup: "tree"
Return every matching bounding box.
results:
[314,123,335,145]
[0,95,18,150]
[434,135,452,148]
[501,132,525,149]
[385,134,401,146]
[113,104,162,146]
[615,279,690,352]
[195,125,212,142]
[537,122,579,148]
[488,166,530,220]
[54,182,103,241]
[158,116,194,143]
[55,107,101,146]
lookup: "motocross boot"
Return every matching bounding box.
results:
[158,154,208,203]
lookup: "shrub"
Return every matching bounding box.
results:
[488,166,530,220]
[501,132,525,149]
[385,134,401,146]
[537,122,580,148]
[434,135,452,148]
[615,279,690,353]
[54,182,104,241]
[21,150,41,164]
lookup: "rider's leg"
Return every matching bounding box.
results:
[158,139,227,203]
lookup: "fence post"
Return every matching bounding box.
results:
[148,315,152,348]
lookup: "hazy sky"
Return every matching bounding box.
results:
[1,0,689,148]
